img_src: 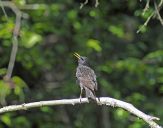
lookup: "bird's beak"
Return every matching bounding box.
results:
[73,52,80,59]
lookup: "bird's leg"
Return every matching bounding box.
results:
[79,87,83,103]
[93,91,102,105]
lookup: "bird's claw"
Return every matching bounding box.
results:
[79,96,82,103]
[97,98,102,105]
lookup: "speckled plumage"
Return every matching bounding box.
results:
[76,65,97,91]
[75,55,97,101]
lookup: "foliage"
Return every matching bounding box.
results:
[0,0,163,128]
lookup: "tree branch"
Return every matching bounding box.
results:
[137,0,163,33]
[80,0,99,9]
[154,0,163,25]
[0,1,28,80]
[142,0,150,15]
[0,97,162,128]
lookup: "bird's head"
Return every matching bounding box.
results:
[74,52,88,65]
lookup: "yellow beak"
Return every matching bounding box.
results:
[73,52,80,59]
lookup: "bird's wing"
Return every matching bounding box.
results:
[76,66,97,91]
[88,68,97,90]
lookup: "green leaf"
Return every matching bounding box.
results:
[0,20,14,39]
[1,114,11,126]
[144,50,163,63]
[87,39,102,52]
[67,10,77,20]
[12,76,27,100]
[0,68,7,76]
[115,58,142,72]
[73,21,81,30]
[14,116,30,127]
[108,25,124,38]
[137,25,147,33]
[115,108,129,120]
[129,119,145,128]
[0,80,11,105]
[14,0,26,5]
[21,32,42,48]
[40,106,53,113]
[12,76,27,88]
[89,10,97,17]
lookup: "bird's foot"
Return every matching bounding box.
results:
[79,97,82,103]
[96,98,102,105]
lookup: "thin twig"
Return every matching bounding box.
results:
[1,1,28,79]
[80,0,99,9]
[0,0,8,19]
[158,0,163,8]
[143,0,150,15]
[137,12,154,33]
[0,97,162,128]
[6,36,18,79]
[137,0,163,33]
[1,1,28,19]
[154,0,163,25]
[80,0,88,9]
[95,0,99,7]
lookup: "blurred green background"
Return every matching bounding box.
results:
[0,0,163,128]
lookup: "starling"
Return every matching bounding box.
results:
[74,52,98,102]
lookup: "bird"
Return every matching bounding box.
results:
[74,52,98,102]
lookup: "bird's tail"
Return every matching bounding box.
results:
[85,87,96,101]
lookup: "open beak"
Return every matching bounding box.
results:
[73,52,80,59]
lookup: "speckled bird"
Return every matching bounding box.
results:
[74,52,97,102]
